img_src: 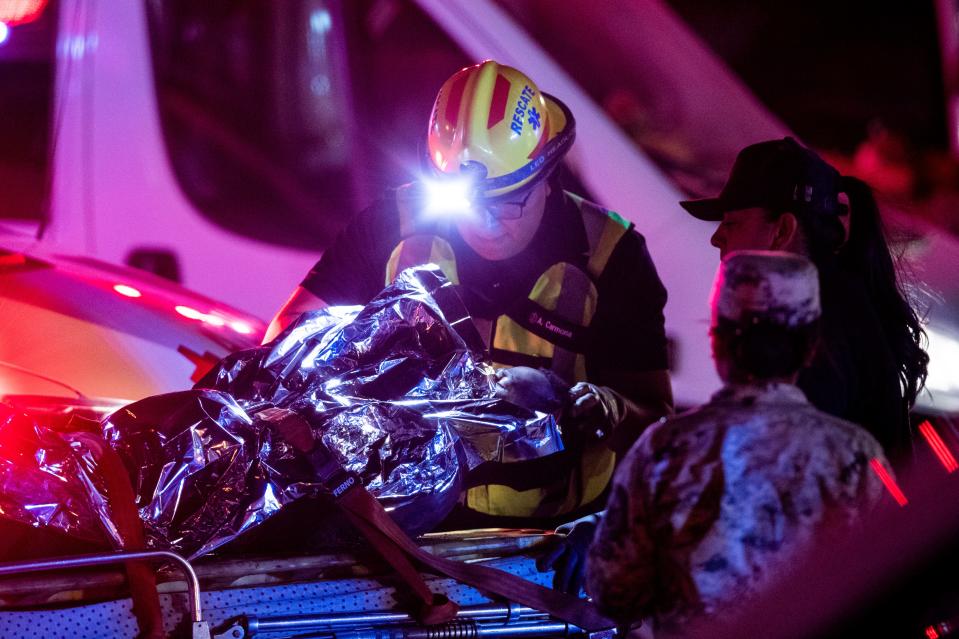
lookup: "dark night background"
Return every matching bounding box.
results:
[668,0,947,153]
[666,0,958,236]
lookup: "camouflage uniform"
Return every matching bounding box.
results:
[585,381,892,635]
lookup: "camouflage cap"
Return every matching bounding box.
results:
[711,250,821,328]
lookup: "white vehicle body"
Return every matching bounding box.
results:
[32,0,959,412]
[0,232,265,412]
[44,0,320,322]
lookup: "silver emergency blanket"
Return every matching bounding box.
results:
[0,267,564,559]
[0,405,122,547]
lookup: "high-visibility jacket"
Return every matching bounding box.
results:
[385,185,633,518]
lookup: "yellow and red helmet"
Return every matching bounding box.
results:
[427,60,575,200]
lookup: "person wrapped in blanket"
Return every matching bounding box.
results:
[585,251,896,635]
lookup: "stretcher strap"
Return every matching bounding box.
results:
[336,482,615,632]
[259,406,458,624]
[265,406,614,632]
[342,509,459,625]
[75,433,164,639]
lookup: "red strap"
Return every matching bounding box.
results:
[342,509,459,624]
[261,406,458,624]
[76,433,165,639]
[337,486,614,632]
[264,407,612,630]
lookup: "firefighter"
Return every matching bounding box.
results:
[265,60,673,524]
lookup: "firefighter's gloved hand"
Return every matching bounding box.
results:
[566,382,626,440]
[536,515,600,595]
[493,367,565,414]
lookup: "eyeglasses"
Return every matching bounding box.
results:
[476,188,536,221]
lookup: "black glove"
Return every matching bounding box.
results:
[492,366,566,414]
[536,515,600,595]
[565,382,626,442]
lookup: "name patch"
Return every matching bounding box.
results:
[529,311,574,339]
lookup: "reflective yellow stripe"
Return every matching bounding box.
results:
[466,485,547,518]
[528,262,566,312]
[385,236,459,285]
[565,191,631,279]
[429,240,459,284]
[579,444,616,506]
[385,245,403,286]
[587,219,629,279]
[465,440,614,517]
[493,315,555,361]
[491,263,596,383]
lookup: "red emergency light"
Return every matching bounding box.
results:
[0,0,49,26]
[870,457,908,507]
[919,420,959,473]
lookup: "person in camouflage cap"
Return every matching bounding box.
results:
[585,250,896,636]
[711,249,821,329]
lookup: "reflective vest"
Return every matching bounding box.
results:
[385,185,632,518]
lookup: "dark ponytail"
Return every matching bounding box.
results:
[833,175,929,407]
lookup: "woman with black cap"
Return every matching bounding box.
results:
[681,137,929,463]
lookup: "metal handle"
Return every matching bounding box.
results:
[248,603,542,633]
[0,549,203,622]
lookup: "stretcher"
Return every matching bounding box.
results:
[0,530,614,639]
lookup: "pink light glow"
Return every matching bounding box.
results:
[0,0,49,26]
[113,284,142,298]
[175,305,231,327]
[175,305,205,320]
[919,420,958,473]
[229,321,254,335]
[870,458,908,507]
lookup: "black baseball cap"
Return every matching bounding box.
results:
[680,137,845,221]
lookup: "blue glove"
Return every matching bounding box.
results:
[536,514,600,595]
